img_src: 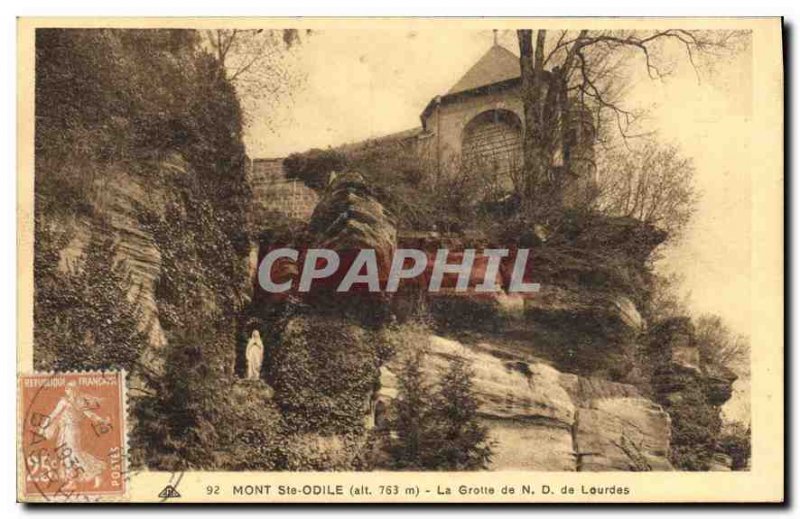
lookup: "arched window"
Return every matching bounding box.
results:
[461,110,523,181]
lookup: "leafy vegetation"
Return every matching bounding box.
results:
[33,28,260,468]
[718,422,751,471]
[595,142,698,240]
[663,376,723,471]
[33,222,148,372]
[36,30,247,225]
[286,142,515,232]
[388,349,432,468]
[646,315,749,471]
[284,148,347,190]
[268,315,380,435]
[387,349,493,470]
[132,171,254,468]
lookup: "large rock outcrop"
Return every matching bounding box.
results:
[259,171,397,318]
[377,335,673,471]
[646,317,738,470]
[55,156,187,354]
[648,318,737,405]
[51,152,256,379]
[493,214,667,379]
[309,171,397,267]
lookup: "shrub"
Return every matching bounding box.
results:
[345,144,440,230]
[694,314,750,377]
[280,433,367,471]
[595,142,697,240]
[389,349,433,469]
[268,315,380,435]
[284,148,347,190]
[215,384,287,471]
[664,379,723,471]
[129,313,233,470]
[718,422,751,471]
[424,357,493,470]
[131,162,252,472]
[388,350,493,470]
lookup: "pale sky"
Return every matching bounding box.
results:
[243,29,754,341]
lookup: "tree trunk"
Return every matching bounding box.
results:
[557,30,587,181]
[517,29,547,211]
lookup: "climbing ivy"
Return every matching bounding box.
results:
[268,314,380,435]
[33,218,148,373]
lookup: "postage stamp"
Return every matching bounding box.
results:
[18,371,127,502]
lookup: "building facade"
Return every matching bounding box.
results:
[248,41,597,217]
[411,42,597,203]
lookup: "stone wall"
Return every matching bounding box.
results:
[426,86,524,177]
[247,158,319,223]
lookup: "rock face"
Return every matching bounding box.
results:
[649,317,737,405]
[524,287,644,338]
[299,172,397,317]
[646,317,739,470]
[55,157,185,355]
[702,364,738,406]
[310,171,397,261]
[378,335,673,471]
[51,153,261,380]
[573,398,672,471]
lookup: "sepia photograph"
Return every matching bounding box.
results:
[15,16,783,504]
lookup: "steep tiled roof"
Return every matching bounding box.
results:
[447,44,520,95]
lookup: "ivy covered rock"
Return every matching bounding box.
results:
[268,314,380,435]
[33,224,148,373]
[34,29,251,379]
[646,317,738,470]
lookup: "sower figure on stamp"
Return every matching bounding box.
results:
[46,381,110,490]
[245,329,264,380]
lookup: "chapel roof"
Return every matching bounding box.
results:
[446,44,520,95]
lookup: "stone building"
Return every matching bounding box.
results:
[247,40,598,218]
[418,42,527,182]
[342,40,597,203]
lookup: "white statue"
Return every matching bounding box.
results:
[245,329,264,380]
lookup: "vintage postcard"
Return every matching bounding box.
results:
[17,17,783,503]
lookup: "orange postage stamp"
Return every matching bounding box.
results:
[19,371,127,502]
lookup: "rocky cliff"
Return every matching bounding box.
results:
[50,157,186,349]
[44,153,235,375]
[34,29,251,382]
[280,172,738,472]
[378,335,673,471]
